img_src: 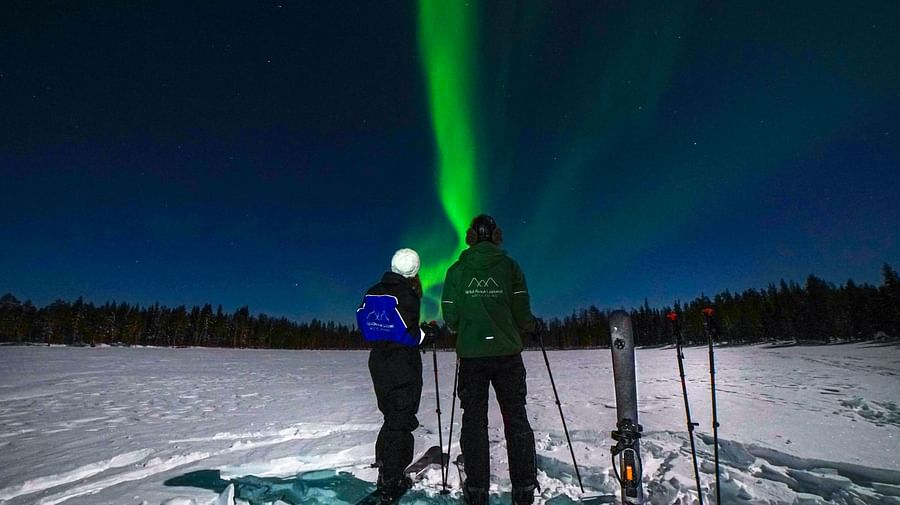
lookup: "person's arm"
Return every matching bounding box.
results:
[441,266,459,331]
[511,260,536,332]
[396,283,422,341]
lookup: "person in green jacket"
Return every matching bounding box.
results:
[441,214,538,505]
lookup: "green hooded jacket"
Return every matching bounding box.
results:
[441,241,536,358]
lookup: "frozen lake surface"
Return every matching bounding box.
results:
[0,342,898,504]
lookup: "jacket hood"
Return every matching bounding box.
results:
[458,241,507,269]
[381,271,412,286]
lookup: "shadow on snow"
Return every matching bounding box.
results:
[162,468,613,504]
[164,469,374,505]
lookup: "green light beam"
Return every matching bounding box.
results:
[416,0,482,317]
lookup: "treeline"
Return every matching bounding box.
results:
[538,264,900,348]
[1,264,898,349]
[0,298,362,349]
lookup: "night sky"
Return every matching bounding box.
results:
[2,1,899,323]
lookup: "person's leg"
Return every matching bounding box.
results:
[369,348,390,471]
[369,346,422,489]
[493,354,537,504]
[458,357,492,504]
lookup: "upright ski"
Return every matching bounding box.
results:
[608,310,644,504]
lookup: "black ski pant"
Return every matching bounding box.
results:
[458,353,537,494]
[369,344,423,485]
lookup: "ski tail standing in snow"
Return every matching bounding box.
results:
[441,214,539,505]
[356,248,436,503]
[609,310,644,504]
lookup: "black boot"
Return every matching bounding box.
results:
[512,484,536,505]
[377,475,412,503]
[463,483,488,505]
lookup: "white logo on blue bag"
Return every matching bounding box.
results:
[355,294,417,346]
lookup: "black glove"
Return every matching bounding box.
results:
[420,321,440,347]
[528,318,546,346]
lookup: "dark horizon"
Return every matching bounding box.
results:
[3,262,898,351]
[2,1,899,324]
[2,263,897,330]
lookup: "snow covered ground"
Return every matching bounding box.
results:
[0,342,898,505]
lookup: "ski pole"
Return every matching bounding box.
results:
[431,341,448,495]
[538,328,585,493]
[667,311,703,505]
[702,308,721,505]
[442,356,459,493]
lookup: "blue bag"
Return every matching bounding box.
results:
[356,294,419,346]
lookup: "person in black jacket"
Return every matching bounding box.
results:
[356,248,437,502]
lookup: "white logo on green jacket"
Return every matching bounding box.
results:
[466,277,503,297]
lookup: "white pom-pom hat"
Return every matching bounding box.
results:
[391,248,420,278]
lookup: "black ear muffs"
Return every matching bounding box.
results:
[465,227,477,246]
[466,215,502,246]
[490,226,503,244]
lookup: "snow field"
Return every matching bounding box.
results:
[0,342,897,504]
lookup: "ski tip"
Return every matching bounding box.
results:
[578,493,617,504]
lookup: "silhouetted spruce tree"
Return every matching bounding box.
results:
[0,293,23,341]
[802,275,832,343]
[880,264,900,337]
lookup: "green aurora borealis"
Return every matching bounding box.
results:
[411,1,899,320]
[413,1,692,317]
[415,0,481,316]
